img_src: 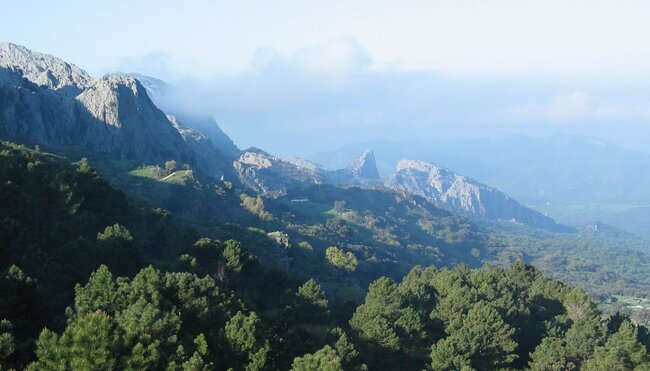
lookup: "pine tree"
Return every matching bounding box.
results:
[583,320,649,370]
[291,345,342,371]
[295,279,330,324]
[223,311,270,371]
[430,302,518,370]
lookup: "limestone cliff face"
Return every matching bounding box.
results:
[233,148,325,196]
[0,42,91,94]
[0,43,207,170]
[0,43,566,231]
[325,149,382,186]
[348,150,380,179]
[234,149,384,195]
[384,159,565,230]
[74,74,191,163]
[0,66,78,148]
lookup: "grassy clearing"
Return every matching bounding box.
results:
[129,165,166,180]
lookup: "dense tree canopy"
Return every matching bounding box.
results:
[0,141,648,370]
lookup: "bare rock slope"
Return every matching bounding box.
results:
[385,159,567,231]
[0,42,228,173]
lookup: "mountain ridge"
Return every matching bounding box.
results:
[0,42,565,232]
[0,43,233,178]
[385,158,567,231]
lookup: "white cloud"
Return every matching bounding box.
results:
[249,37,372,78]
[7,0,650,79]
[293,37,371,74]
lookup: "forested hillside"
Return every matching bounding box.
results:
[0,142,649,370]
[74,149,650,304]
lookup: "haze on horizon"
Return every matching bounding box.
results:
[4,0,650,156]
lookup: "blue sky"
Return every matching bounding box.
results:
[4,0,650,155]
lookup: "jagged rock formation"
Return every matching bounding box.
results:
[325,149,381,186]
[233,148,325,196]
[75,74,191,162]
[0,42,230,174]
[348,149,380,179]
[384,159,566,230]
[129,73,240,157]
[231,150,567,233]
[0,43,565,231]
[0,42,91,94]
[251,150,383,191]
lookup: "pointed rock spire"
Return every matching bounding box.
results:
[348,150,380,179]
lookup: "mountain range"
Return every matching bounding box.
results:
[1,31,648,371]
[0,42,564,231]
[310,134,650,205]
[310,135,650,237]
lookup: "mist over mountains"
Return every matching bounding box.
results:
[311,134,650,237]
[5,41,650,237]
[0,42,569,232]
[113,38,650,158]
[311,134,650,205]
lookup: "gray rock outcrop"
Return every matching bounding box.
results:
[0,43,228,173]
[233,148,325,196]
[325,149,381,186]
[0,43,566,231]
[384,159,566,230]
[0,42,91,94]
[348,149,380,179]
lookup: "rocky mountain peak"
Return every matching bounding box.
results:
[348,149,380,179]
[238,149,275,169]
[128,73,168,101]
[233,149,326,196]
[99,73,147,96]
[0,42,92,93]
[396,159,454,177]
[74,74,159,130]
[386,158,567,231]
[0,43,200,169]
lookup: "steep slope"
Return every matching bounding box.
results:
[0,43,198,167]
[347,149,380,179]
[326,149,382,186]
[129,73,240,157]
[75,74,192,163]
[385,159,567,231]
[0,43,565,233]
[167,114,232,179]
[0,42,91,94]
